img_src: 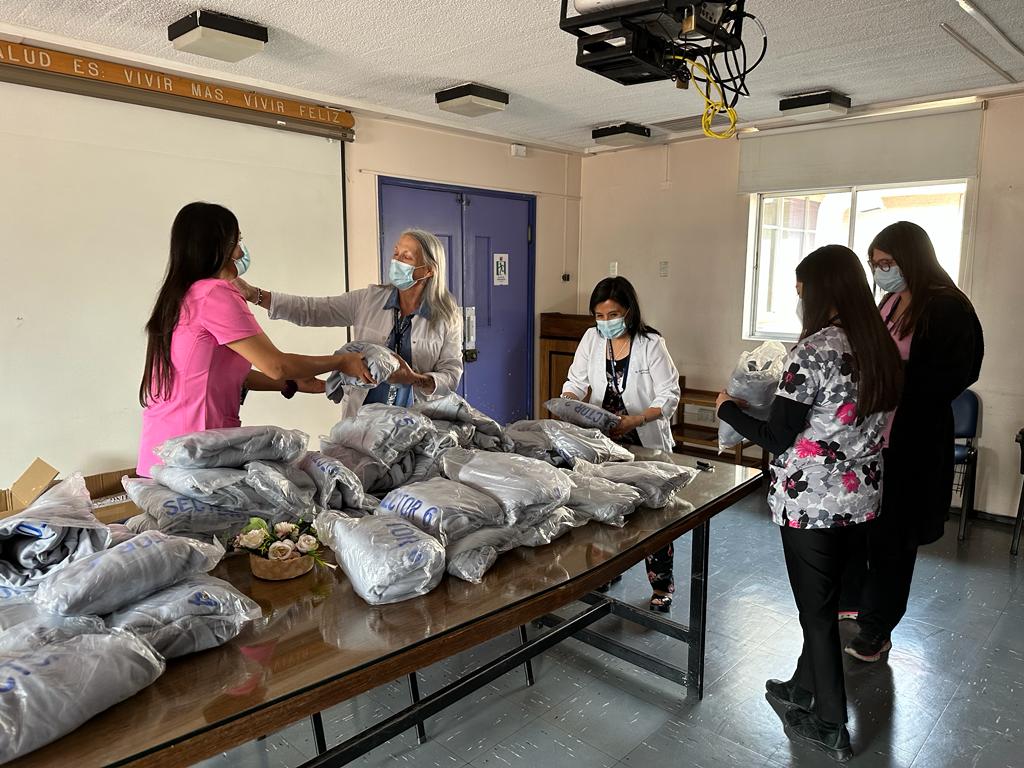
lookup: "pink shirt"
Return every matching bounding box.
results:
[880,294,913,447]
[137,279,262,476]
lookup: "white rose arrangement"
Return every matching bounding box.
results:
[233,517,332,568]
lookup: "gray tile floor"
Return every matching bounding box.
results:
[196,495,1024,768]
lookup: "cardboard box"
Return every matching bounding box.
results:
[1,460,140,525]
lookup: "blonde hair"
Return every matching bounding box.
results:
[401,229,461,330]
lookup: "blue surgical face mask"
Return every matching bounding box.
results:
[234,242,251,277]
[874,265,907,294]
[597,317,627,340]
[389,259,422,291]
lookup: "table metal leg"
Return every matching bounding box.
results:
[687,519,711,699]
[519,625,535,686]
[310,712,327,755]
[1012,478,1024,557]
[407,673,428,744]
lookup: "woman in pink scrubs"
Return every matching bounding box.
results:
[136,202,372,476]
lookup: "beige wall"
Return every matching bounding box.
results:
[345,116,582,408]
[579,101,1024,519]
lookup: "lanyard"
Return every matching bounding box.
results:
[606,339,628,399]
[387,307,412,406]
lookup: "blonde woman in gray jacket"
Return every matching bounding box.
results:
[236,229,463,418]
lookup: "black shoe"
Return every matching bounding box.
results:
[596,575,623,594]
[844,632,892,663]
[783,708,853,763]
[765,678,814,711]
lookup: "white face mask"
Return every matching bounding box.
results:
[796,298,804,324]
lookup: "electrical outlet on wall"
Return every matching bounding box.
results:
[659,261,669,277]
[609,261,618,276]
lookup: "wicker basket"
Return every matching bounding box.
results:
[249,554,314,581]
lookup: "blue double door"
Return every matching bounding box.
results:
[378,178,535,425]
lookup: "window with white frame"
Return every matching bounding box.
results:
[744,181,969,341]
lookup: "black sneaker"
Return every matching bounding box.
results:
[783,708,853,763]
[844,632,892,662]
[765,678,814,711]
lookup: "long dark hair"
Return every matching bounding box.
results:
[868,221,969,339]
[588,277,658,338]
[139,202,239,406]
[796,245,902,418]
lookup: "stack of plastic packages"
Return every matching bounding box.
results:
[0,477,262,763]
[718,341,787,452]
[125,426,315,540]
[506,419,634,466]
[543,397,621,433]
[412,393,515,452]
[572,459,700,509]
[318,405,439,495]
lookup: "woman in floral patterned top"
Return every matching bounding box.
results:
[717,245,902,763]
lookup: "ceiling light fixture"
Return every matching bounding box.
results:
[168,10,267,62]
[940,22,1016,83]
[956,0,1024,62]
[592,122,651,146]
[435,83,509,117]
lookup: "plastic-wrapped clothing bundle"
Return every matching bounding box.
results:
[505,422,558,464]
[299,452,375,511]
[375,478,505,546]
[106,575,261,658]
[315,511,446,605]
[154,425,309,469]
[0,586,37,632]
[34,531,224,616]
[563,470,644,526]
[573,459,699,508]
[544,397,621,433]
[0,474,110,588]
[151,465,267,511]
[0,625,164,764]
[445,526,521,583]
[0,614,105,653]
[517,507,589,548]
[511,420,633,465]
[244,460,317,519]
[412,393,511,447]
[408,431,459,485]
[440,448,571,526]
[718,341,787,452]
[107,524,137,546]
[431,420,476,448]
[319,441,416,496]
[325,342,401,401]
[122,477,252,539]
[327,404,436,466]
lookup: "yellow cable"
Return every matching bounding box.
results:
[687,60,738,140]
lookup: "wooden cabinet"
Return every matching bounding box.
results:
[539,313,593,417]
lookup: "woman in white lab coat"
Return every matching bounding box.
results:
[235,229,463,418]
[561,276,681,611]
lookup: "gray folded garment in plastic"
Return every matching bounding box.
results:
[106,574,261,658]
[0,475,110,589]
[544,397,621,433]
[154,425,309,469]
[517,507,589,548]
[431,420,477,448]
[412,393,513,451]
[510,420,633,465]
[34,531,223,616]
[407,431,459,485]
[320,440,416,496]
[107,524,137,546]
[718,342,787,452]
[572,459,699,509]
[562,470,644,526]
[0,586,37,632]
[150,465,268,511]
[0,624,164,764]
[122,477,253,539]
[325,342,401,401]
[445,525,521,583]
[326,405,436,466]
[315,511,445,605]
[299,452,375,511]
[506,422,560,464]
[244,460,317,519]
[375,477,505,546]
[440,448,571,526]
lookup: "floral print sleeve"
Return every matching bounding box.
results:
[767,327,890,530]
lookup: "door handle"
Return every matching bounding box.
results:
[463,349,479,363]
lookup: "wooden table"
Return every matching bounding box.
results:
[11,456,762,768]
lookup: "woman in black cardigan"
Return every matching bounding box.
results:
[845,221,984,662]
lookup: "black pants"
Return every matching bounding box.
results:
[857,511,919,640]
[645,543,674,593]
[780,524,864,725]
